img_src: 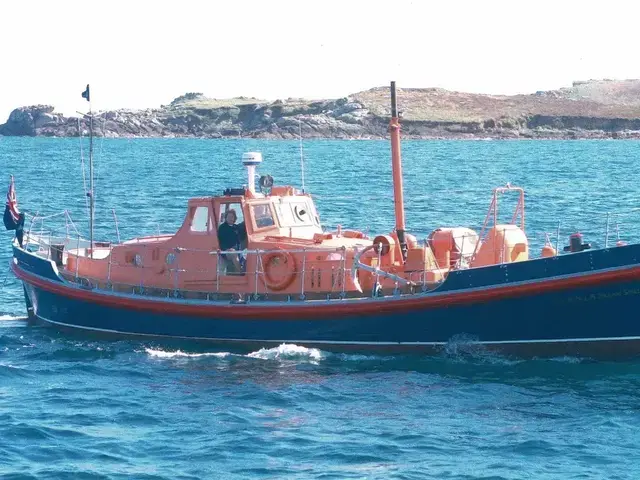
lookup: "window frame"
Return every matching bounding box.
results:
[250,201,278,233]
[189,205,213,234]
[218,202,245,227]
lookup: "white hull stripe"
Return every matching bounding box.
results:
[36,315,640,346]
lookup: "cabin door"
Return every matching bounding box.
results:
[176,200,220,290]
[215,199,251,285]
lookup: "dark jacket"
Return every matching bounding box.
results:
[218,222,245,250]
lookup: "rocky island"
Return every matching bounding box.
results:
[2,80,640,139]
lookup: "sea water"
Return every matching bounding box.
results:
[1,137,640,479]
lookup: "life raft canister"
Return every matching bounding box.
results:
[261,248,298,291]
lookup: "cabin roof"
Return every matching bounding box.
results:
[187,189,312,204]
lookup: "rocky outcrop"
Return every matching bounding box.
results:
[3,80,640,139]
[0,105,66,136]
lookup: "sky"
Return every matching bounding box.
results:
[1,0,639,120]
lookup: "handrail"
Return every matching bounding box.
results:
[25,210,68,221]
[351,245,414,294]
[19,198,640,293]
[60,269,373,303]
[24,204,640,255]
[60,242,359,299]
[208,246,352,256]
[22,209,640,307]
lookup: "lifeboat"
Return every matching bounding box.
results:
[8,82,640,359]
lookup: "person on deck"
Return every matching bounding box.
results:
[217,209,246,274]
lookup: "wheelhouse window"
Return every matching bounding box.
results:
[190,206,211,232]
[252,204,275,228]
[219,203,244,226]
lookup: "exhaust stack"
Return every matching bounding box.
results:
[389,81,407,261]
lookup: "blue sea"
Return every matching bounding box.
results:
[2,137,640,479]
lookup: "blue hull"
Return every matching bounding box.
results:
[12,243,640,357]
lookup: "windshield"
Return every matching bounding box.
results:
[252,204,275,228]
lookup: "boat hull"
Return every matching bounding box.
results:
[12,243,640,358]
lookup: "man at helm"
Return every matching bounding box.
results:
[217,209,246,274]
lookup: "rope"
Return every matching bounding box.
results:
[26,210,67,221]
[65,211,81,236]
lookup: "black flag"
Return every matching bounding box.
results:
[81,84,90,102]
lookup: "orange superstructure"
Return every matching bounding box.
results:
[55,83,532,301]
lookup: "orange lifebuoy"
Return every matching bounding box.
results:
[261,249,298,291]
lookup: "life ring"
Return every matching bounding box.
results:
[372,235,394,256]
[261,249,298,291]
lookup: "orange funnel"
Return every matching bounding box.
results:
[389,81,407,261]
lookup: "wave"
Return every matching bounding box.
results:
[145,344,327,362]
[334,353,391,362]
[143,340,584,368]
[0,314,27,321]
[548,356,585,364]
[144,348,233,359]
[144,343,393,364]
[247,343,327,361]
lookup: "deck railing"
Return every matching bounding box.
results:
[92,243,436,299]
[19,207,640,302]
